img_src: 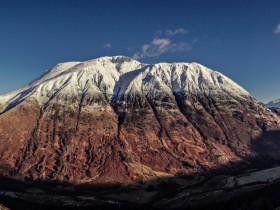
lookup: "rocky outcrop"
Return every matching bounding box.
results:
[0,56,279,184]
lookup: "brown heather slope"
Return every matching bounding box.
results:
[0,56,279,185]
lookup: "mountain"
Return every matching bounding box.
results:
[266,99,280,116]
[267,98,280,108]
[0,56,279,185]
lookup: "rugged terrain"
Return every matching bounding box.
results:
[0,56,279,185]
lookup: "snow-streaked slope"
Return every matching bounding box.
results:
[0,56,250,112]
[0,56,145,110]
[115,62,249,99]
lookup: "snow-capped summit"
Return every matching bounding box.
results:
[266,98,280,108]
[0,56,250,113]
[0,56,145,110]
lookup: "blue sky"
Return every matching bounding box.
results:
[0,0,280,102]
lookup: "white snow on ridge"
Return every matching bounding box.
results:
[116,62,249,99]
[267,98,280,108]
[0,56,250,111]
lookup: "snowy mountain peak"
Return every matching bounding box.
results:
[93,55,139,63]
[1,56,279,186]
[0,56,251,112]
[267,98,280,108]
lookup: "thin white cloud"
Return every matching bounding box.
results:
[192,37,199,44]
[165,28,188,36]
[133,28,192,59]
[127,47,135,52]
[155,28,188,37]
[132,38,191,59]
[103,43,112,49]
[274,24,280,34]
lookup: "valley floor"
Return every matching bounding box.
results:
[2,165,280,210]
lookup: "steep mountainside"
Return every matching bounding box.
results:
[0,56,279,184]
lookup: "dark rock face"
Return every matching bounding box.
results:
[0,56,279,185]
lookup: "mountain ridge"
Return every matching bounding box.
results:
[0,56,250,113]
[267,98,280,108]
[0,56,279,184]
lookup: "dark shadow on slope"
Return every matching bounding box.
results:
[0,87,37,114]
[251,130,280,164]
[111,67,147,106]
[1,130,280,210]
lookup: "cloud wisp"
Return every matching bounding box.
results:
[274,24,280,34]
[133,28,191,59]
[133,38,191,59]
[165,28,188,36]
[103,43,112,49]
[156,28,188,37]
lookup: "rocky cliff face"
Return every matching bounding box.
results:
[0,56,279,184]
